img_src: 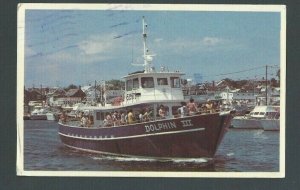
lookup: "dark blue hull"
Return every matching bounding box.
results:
[30,114,47,120]
[58,113,232,159]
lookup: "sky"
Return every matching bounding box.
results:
[24,9,281,87]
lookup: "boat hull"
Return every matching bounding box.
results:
[58,113,232,159]
[30,114,47,120]
[46,113,56,121]
[259,119,280,131]
[231,117,263,129]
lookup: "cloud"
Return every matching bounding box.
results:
[45,46,112,65]
[46,51,74,62]
[25,47,37,57]
[78,34,117,55]
[202,37,223,46]
[173,36,225,48]
[26,33,126,64]
[153,36,234,55]
[154,38,163,43]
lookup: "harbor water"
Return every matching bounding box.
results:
[24,120,279,172]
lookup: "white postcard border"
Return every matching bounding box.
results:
[17,3,286,178]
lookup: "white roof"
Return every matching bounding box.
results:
[251,106,280,113]
[81,85,93,92]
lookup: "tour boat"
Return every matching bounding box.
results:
[58,17,232,160]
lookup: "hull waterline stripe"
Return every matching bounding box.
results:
[58,127,205,141]
[62,143,213,161]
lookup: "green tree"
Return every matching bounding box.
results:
[105,80,125,90]
[65,84,78,91]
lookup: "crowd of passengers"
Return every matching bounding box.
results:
[59,111,94,127]
[59,98,218,127]
[100,98,218,127]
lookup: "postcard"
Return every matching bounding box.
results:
[17,3,286,177]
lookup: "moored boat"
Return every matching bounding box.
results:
[231,105,280,130]
[58,17,232,160]
[259,118,280,131]
[46,112,56,121]
[30,108,48,120]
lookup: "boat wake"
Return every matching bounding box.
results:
[91,155,158,162]
[226,152,235,157]
[253,130,269,140]
[171,158,209,163]
[90,155,210,164]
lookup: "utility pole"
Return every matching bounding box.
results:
[265,65,268,105]
[94,80,97,103]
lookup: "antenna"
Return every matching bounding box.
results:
[131,16,155,72]
[142,16,153,73]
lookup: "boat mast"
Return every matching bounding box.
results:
[142,16,152,73]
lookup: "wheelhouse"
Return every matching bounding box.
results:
[123,71,185,104]
[249,106,280,119]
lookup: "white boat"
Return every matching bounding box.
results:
[259,118,280,131]
[46,112,56,121]
[30,108,48,120]
[30,106,57,121]
[231,106,280,130]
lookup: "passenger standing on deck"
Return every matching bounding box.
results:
[106,113,113,126]
[81,116,87,127]
[187,97,198,115]
[178,102,188,117]
[143,108,150,121]
[120,111,126,125]
[158,105,166,119]
[112,111,120,126]
[139,111,144,122]
[59,112,67,124]
[206,100,213,113]
[127,109,135,124]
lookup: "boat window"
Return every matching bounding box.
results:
[96,112,105,120]
[141,77,154,88]
[259,112,265,115]
[254,112,259,115]
[126,79,133,91]
[96,112,101,120]
[133,78,139,89]
[157,78,168,85]
[88,115,94,125]
[171,77,180,88]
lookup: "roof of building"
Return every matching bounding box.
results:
[65,88,86,97]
